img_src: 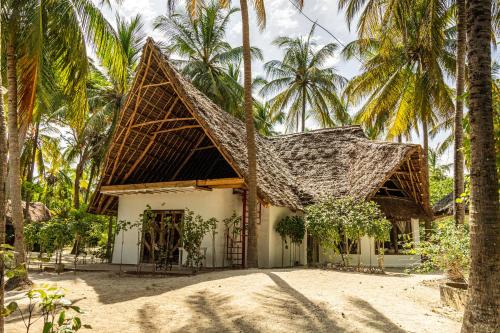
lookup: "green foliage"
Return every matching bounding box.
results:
[38,219,73,259]
[429,176,454,206]
[406,218,470,282]
[5,285,89,332]
[275,216,305,245]
[260,24,348,132]
[24,223,43,251]
[182,209,214,270]
[305,197,391,255]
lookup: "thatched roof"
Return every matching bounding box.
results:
[433,192,469,216]
[89,39,430,220]
[6,201,51,223]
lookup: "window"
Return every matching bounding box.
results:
[141,210,184,264]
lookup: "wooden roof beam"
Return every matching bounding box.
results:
[101,178,245,194]
[131,117,195,129]
[154,125,201,135]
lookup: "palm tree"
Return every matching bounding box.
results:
[167,0,286,268]
[0,17,7,333]
[154,3,262,119]
[461,1,499,331]
[343,0,455,238]
[260,24,348,132]
[253,101,284,136]
[453,0,466,225]
[1,0,124,276]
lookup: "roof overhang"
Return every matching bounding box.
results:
[100,178,245,196]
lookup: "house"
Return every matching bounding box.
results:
[89,39,431,269]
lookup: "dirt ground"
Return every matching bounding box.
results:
[5,268,461,333]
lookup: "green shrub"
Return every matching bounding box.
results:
[406,217,470,282]
[305,197,391,264]
[182,209,213,270]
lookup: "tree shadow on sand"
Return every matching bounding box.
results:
[26,269,272,304]
[164,290,259,333]
[257,272,352,332]
[347,296,407,333]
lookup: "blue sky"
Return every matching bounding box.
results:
[99,0,460,166]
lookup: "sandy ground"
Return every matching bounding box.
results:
[5,268,461,333]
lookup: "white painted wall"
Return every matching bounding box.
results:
[113,189,242,266]
[318,219,421,268]
[262,206,307,268]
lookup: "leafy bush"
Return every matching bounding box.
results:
[182,209,213,270]
[276,216,306,245]
[406,217,470,282]
[305,197,391,264]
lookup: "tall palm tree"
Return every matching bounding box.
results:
[461,0,499,331]
[154,3,262,119]
[260,24,348,132]
[343,0,455,238]
[1,0,125,275]
[0,17,7,333]
[167,0,285,268]
[453,0,466,225]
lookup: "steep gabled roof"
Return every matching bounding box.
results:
[89,39,301,214]
[89,39,430,218]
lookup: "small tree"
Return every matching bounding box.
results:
[305,197,391,267]
[182,209,212,271]
[39,220,73,272]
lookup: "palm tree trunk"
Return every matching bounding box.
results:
[7,32,27,270]
[106,216,114,262]
[73,159,84,209]
[453,0,466,225]
[301,86,306,132]
[0,20,7,333]
[461,0,499,331]
[239,0,258,268]
[24,117,40,222]
[422,118,431,240]
[84,162,96,204]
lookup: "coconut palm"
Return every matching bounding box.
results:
[154,2,262,118]
[451,0,466,224]
[260,24,348,132]
[0,17,7,333]
[166,0,289,268]
[1,0,125,275]
[461,1,499,328]
[343,0,455,238]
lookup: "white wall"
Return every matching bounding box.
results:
[318,219,421,268]
[261,206,307,268]
[113,189,242,266]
